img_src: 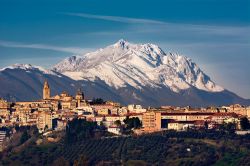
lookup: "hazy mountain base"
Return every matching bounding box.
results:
[1,130,250,166]
[0,68,78,101]
[78,79,250,107]
[0,68,250,106]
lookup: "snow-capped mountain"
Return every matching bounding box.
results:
[0,64,59,76]
[0,40,249,106]
[53,39,223,93]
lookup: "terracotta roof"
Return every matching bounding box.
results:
[169,120,196,123]
[127,113,143,116]
[161,112,214,116]
[211,112,239,117]
[105,115,119,117]
[108,126,120,129]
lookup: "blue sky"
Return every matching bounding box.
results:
[0,0,249,98]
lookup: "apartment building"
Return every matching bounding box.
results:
[37,111,52,132]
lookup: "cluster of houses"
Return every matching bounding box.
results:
[0,81,147,134]
[0,80,250,137]
[141,107,249,134]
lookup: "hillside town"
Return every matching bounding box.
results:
[0,80,250,150]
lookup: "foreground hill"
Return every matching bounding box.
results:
[1,130,250,166]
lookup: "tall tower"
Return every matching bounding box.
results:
[43,80,50,100]
[75,88,84,107]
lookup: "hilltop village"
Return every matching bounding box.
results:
[0,80,250,150]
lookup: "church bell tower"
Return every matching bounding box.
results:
[75,88,85,107]
[43,80,50,100]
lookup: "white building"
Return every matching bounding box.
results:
[76,106,94,115]
[107,126,122,135]
[128,104,146,114]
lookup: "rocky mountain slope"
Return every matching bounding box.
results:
[0,40,249,106]
[53,39,223,93]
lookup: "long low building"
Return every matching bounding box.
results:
[142,111,231,132]
[161,112,214,121]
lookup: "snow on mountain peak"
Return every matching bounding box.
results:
[0,64,43,72]
[0,63,60,76]
[53,40,224,92]
[1,64,34,71]
[113,39,130,49]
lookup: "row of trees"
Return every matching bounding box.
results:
[113,116,142,134]
[123,117,142,129]
[90,98,105,105]
[65,116,143,144]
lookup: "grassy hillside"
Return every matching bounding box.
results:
[1,130,250,166]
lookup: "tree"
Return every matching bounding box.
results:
[73,155,89,166]
[91,98,104,105]
[15,125,20,132]
[19,130,30,145]
[222,122,236,133]
[123,117,142,129]
[52,157,70,166]
[99,121,106,130]
[240,117,250,130]
[65,118,98,144]
[31,125,39,136]
[204,121,208,130]
[114,120,122,127]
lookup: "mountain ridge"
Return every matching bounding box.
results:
[0,40,249,106]
[53,39,224,93]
